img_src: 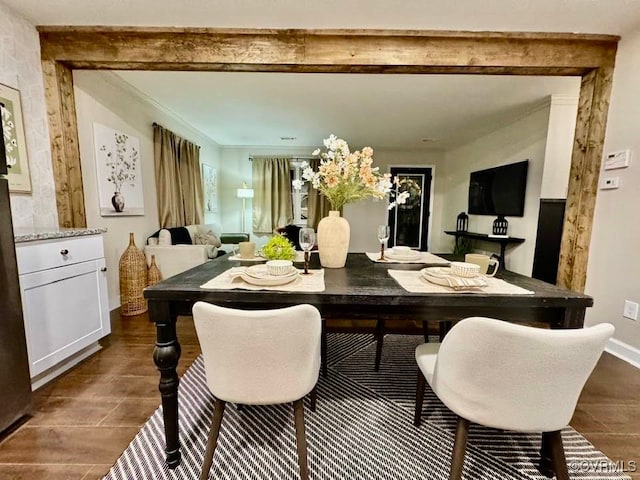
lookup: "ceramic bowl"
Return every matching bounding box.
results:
[450,261,481,278]
[266,260,294,276]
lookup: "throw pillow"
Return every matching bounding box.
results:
[193,230,222,248]
[158,229,172,246]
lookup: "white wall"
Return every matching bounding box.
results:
[585,28,640,351]
[540,95,579,198]
[440,102,551,275]
[74,71,221,310]
[0,2,57,229]
[346,149,444,252]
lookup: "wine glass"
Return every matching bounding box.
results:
[298,227,316,274]
[377,225,390,260]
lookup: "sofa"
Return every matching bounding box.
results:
[145,223,249,279]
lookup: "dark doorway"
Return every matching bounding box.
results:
[532,199,566,284]
[388,167,432,250]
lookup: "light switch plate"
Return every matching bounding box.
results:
[623,300,639,321]
[600,177,619,189]
[604,149,631,170]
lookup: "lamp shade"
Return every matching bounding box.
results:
[236,188,254,199]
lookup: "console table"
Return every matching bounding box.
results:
[445,230,525,269]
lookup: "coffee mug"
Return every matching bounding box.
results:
[465,253,499,277]
[236,241,256,259]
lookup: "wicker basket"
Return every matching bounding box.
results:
[119,232,148,316]
[147,254,163,286]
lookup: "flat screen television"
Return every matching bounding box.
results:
[468,160,529,217]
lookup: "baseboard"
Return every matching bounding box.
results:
[605,338,640,369]
[31,342,102,391]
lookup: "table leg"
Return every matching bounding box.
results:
[150,300,182,468]
[560,307,586,329]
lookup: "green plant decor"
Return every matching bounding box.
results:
[452,236,473,258]
[259,235,296,261]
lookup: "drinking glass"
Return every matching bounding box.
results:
[377,225,390,260]
[298,227,316,274]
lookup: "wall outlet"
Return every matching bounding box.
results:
[623,300,639,321]
[600,176,620,190]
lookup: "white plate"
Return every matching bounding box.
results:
[385,248,421,261]
[244,264,297,280]
[240,271,299,286]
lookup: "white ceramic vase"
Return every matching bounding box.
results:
[317,210,350,268]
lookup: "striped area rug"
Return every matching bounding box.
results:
[105,334,630,480]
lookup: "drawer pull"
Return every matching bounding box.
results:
[100,267,107,272]
[60,249,69,256]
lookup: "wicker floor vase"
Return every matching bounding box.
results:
[147,254,163,286]
[119,232,148,316]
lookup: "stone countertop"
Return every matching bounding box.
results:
[14,226,107,243]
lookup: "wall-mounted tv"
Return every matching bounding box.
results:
[468,160,529,217]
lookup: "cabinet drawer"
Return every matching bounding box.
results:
[16,235,104,274]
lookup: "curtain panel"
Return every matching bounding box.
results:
[153,124,204,228]
[252,157,293,234]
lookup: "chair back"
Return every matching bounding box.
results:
[430,317,614,432]
[192,302,321,405]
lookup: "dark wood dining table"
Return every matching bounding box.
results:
[144,252,593,468]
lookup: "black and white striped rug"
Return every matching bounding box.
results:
[105,334,630,480]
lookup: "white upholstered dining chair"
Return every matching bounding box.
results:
[414,317,614,480]
[192,302,322,480]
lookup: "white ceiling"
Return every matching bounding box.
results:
[5,0,640,35]
[113,71,580,149]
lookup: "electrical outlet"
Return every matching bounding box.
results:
[623,300,639,321]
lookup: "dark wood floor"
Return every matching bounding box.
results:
[0,312,638,479]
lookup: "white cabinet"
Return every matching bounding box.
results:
[16,234,110,382]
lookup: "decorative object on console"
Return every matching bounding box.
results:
[236,182,254,233]
[492,215,509,235]
[119,232,148,316]
[0,84,31,193]
[94,123,144,216]
[259,235,296,261]
[456,212,468,232]
[147,255,162,286]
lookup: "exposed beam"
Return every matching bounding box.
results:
[41,59,86,228]
[38,27,619,289]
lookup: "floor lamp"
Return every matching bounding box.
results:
[236,184,254,233]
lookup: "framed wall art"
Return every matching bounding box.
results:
[202,163,218,213]
[93,122,144,216]
[0,83,31,193]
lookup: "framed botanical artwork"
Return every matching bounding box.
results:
[93,122,145,216]
[0,83,31,193]
[202,163,218,213]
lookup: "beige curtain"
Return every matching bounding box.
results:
[307,159,332,229]
[153,124,204,228]
[252,157,293,234]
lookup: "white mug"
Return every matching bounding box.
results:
[235,241,256,259]
[465,253,499,277]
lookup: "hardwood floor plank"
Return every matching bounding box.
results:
[0,426,139,464]
[29,397,122,426]
[0,464,92,480]
[99,398,162,427]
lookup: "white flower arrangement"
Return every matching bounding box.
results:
[293,134,419,211]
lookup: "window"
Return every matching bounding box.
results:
[290,160,308,226]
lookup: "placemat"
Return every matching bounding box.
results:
[201,266,325,292]
[388,269,535,294]
[366,251,450,265]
